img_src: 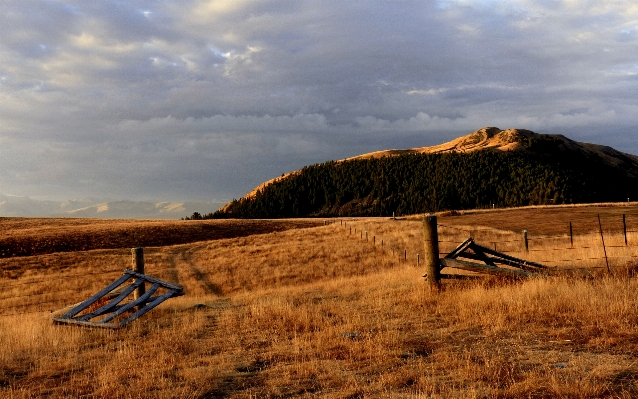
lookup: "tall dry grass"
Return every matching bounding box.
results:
[2,215,638,397]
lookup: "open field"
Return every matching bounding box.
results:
[0,218,320,259]
[435,202,638,236]
[2,205,638,397]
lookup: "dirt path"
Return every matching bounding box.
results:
[156,244,223,297]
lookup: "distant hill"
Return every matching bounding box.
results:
[215,127,638,218]
[0,195,226,219]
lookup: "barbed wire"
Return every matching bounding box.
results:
[438,241,638,252]
[344,219,636,253]
[536,255,638,263]
[527,235,570,241]
[437,223,472,233]
[356,218,638,259]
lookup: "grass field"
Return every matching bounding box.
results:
[2,205,638,397]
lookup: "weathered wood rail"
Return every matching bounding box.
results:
[423,215,549,287]
[53,248,184,328]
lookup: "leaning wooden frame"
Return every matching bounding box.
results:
[53,270,184,328]
[437,237,549,279]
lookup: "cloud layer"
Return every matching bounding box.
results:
[1,0,637,201]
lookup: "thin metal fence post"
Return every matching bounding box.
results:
[597,215,611,274]
[623,214,628,246]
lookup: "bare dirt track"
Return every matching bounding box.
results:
[0,218,321,258]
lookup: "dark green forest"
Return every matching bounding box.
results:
[212,137,638,218]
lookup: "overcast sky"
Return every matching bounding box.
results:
[1,0,637,202]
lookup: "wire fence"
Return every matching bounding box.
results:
[336,213,638,273]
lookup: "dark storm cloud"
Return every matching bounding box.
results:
[0,0,637,201]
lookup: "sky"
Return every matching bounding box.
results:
[1,0,637,202]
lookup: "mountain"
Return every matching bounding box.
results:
[216,127,638,218]
[0,195,226,219]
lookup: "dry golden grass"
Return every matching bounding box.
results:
[2,207,638,397]
[0,218,320,258]
[435,202,638,236]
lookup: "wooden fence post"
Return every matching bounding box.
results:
[423,215,441,290]
[132,247,145,301]
[523,230,529,252]
[569,222,573,248]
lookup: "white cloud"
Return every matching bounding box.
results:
[0,0,638,201]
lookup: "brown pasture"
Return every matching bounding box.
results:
[2,205,638,397]
[0,218,320,259]
[435,202,638,236]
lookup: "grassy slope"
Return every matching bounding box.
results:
[2,205,638,397]
[0,218,320,259]
[435,202,638,236]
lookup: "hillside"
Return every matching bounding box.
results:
[0,218,320,261]
[216,127,638,218]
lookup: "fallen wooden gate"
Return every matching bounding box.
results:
[438,237,548,279]
[53,269,184,328]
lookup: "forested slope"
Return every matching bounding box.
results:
[214,134,638,218]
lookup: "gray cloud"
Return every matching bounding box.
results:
[1,0,637,202]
